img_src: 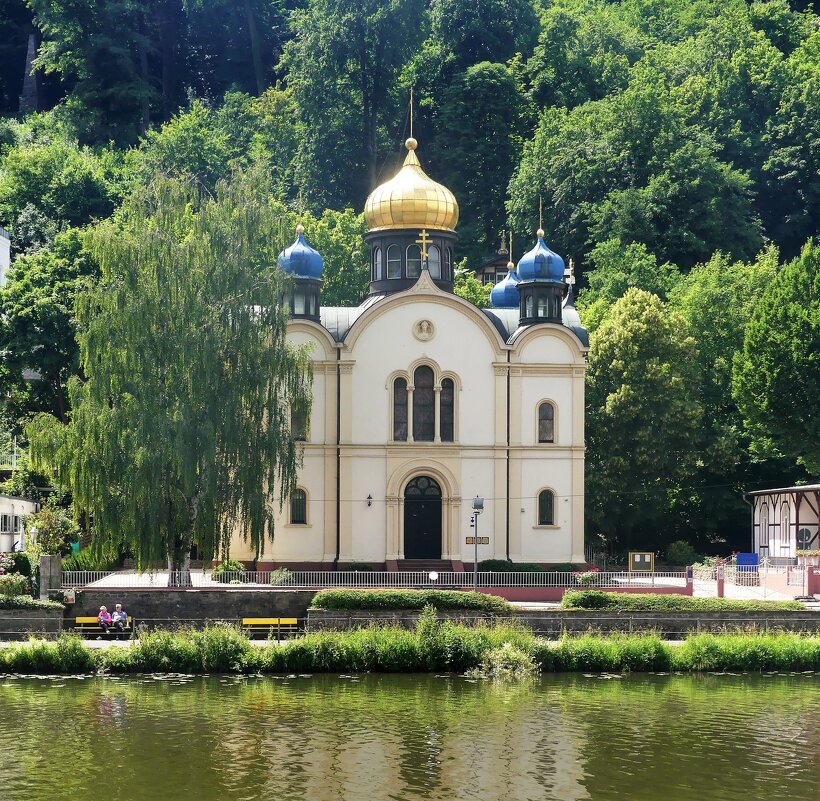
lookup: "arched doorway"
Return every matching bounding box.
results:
[404,476,442,559]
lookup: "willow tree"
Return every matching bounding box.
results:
[27,172,312,581]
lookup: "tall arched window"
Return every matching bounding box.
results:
[373,247,383,280]
[781,505,790,550]
[538,490,554,526]
[444,248,452,279]
[538,402,555,443]
[428,245,441,279]
[537,295,548,317]
[413,365,435,441]
[290,488,307,525]
[525,295,534,317]
[291,403,308,442]
[406,244,422,278]
[387,245,401,279]
[760,505,770,549]
[441,378,454,442]
[393,377,408,441]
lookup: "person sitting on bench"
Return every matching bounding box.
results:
[111,603,129,637]
[97,606,112,637]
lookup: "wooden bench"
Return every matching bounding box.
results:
[242,617,299,639]
[74,616,133,637]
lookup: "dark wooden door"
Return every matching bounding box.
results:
[403,476,442,559]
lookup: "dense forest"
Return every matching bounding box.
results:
[1,0,819,557]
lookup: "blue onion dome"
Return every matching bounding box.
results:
[516,228,565,282]
[278,224,323,279]
[490,261,521,308]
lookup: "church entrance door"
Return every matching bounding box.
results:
[403,476,442,559]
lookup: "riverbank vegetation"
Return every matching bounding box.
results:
[561,591,806,612]
[2,617,818,675]
[310,589,512,612]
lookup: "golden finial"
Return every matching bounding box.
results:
[405,136,418,151]
[296,223,305,234]
[507,260,515,271]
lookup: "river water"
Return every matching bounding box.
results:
[0,672,817,801]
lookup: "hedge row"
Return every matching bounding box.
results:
[561,591,806,612]
[1,624,819,674]
[310,589,511,612]
[0,595,63,610]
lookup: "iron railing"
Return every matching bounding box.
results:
[60,569,689,590]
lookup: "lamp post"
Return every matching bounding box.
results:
[472,496,484,592]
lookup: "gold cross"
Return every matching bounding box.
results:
[415,229,432,263]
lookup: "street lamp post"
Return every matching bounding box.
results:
[472,496,484,593]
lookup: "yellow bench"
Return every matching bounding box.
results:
[74,616,133,635]
[242,617,299,638]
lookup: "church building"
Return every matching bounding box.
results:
[231,137,589,569]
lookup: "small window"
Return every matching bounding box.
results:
[428,245,441,279]
[444,248,452,279]
[441,378,454,442]
[406,244,422,278]
[0,514,9,533]
[393,377,408,441]
[290,489,307,525]
[387,245,401,278]
[538,490,554,526]
[291,403,308,442]
[538,402,555,443]
[374,247,383,280]
[537,295,548,317]
[12,515,20,534]
[293,292,306,315]
[525,295,533,317]
[496,271,506,283]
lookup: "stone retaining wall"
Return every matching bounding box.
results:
[0,608,64,640]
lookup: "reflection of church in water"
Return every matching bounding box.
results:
[230,134,588,569]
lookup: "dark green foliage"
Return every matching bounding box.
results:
[5,551,33,577]
[310,589,511,612]
[0,595,62,610]
[665,540,701,566]
[61,546,120,572]
[212,559,247,583]
[561,590,806,612]
[477,559,544,572]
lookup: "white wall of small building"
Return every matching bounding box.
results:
[0,495,38,552]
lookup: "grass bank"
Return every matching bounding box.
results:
[562,591,806,612]
[2,615,818,675]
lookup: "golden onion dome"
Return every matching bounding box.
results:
[363,138,459,233]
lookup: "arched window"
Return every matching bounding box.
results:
[406,244,422,278]
[413,365,435,441]
[538,402,555,443]
[441,378,454,442]
[538,490,554,526]
[373,247,383,280]
[428,245,441,279]
[444,248,452,279]
[781,505,790,550]
[290,488,307,525]
[760,505,770,548]
[387,245,401,279]
[537,295,548,317]
[293,292,306,315]
[393,377,408,441]
[291,403,308,442]
[525,295,534,317]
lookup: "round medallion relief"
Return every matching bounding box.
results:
[413,319,435,341]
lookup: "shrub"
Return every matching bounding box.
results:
[212,559,246,583]
[0,573,30,597]
[269,567,293,585]
[24,507,79,556]
[0,595,62,610]
[468,642,540,679]
[561,591,805,612]
[62,547,120,572]
[310,589,511,612]
[0,552,33,576]
[666,540,701,565]
[346,562,374,571]
[477,559,543,572]
[549,563,584,572]
[0,634,96,674]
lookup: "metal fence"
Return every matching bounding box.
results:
[60,569,688,590]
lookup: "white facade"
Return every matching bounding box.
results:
[749,484,820,559]
[0,495,38,553]
[231,270,588,568]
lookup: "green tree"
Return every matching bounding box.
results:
[306,209,369,307]
[576,238,680,332]
[283,0,427,209]
[27,171,313,580]
[732,240,820,473]
[0,228,98,423]
[24,505,78,555]
[586,289,702,551]
[454,268,491,308]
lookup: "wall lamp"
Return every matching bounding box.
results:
[367,494,372,507]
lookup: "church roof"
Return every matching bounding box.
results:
[317,295,588,347]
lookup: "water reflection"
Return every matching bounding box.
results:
[0,673,816,801]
